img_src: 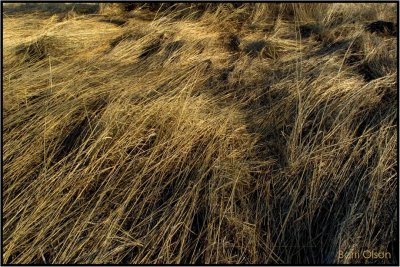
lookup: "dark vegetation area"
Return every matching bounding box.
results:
[2,2,398,265]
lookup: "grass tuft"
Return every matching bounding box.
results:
[2,3,398,265]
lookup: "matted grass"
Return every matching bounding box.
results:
[2,3,398,264]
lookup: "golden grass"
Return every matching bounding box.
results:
[2,3,398,264]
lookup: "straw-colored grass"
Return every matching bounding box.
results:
[2,3,398,264]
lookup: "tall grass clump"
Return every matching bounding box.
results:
[2,2,398,264]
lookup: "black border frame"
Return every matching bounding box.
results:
[1,1,398,266]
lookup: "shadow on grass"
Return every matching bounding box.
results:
[3,3,99,15]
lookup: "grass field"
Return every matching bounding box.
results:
[2,3,398,264]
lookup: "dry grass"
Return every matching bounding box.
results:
[2,3,398,264]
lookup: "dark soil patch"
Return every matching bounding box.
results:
[227,34,240,52]
[365,21,397,36]
[219,66,234,82]
[299,24,321,38]
[99,18,127,26]
[312,40,351,57]
[139,40,162,59]
[244,40,267,57]
[54,118,89,161]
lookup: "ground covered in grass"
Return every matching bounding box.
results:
[2,3,398,264]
